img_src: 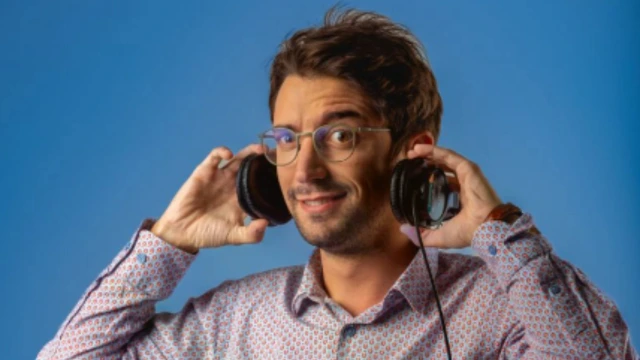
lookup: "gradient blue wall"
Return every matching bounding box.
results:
[1,1,638,358]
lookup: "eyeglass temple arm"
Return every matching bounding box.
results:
[357,127,391,132]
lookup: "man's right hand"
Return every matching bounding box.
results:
[151,144,270,254]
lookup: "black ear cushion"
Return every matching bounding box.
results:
[390,159,409,223]
[390,158,429,226]
[237,155,258,219]
[236,153,291,226]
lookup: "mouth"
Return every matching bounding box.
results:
[297,193,347,214]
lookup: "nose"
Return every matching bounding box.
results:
[293,135,327,184]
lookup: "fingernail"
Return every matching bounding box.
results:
[400,224,420,247]
[218,159,230,169]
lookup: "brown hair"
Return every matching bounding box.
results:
[268,7,443,157]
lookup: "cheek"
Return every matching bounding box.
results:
[348,158,391,200]
[277,167,295,202]
[362,172,391,200]
[356,139,392,192]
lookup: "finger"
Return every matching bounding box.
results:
[407,146,456,177]
[407,143,434,158]
[236,143,265,159]
[226,218,269,245]
[225,143,265,173]
[204,146,233,166]
[422,145,465,168]
[194,146,234,178]
[412,145,479,179]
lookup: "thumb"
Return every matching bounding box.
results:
[417,216,466,249]
[227,219,269,245]
[400,223,432,247]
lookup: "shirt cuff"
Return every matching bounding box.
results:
[471,213,552,291]
[98,219,198,300]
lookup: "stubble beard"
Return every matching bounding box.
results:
[293,194,386,256]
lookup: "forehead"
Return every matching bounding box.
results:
[273,75,377,129]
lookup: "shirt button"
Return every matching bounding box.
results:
[488,244,497,256]
[549,284,561,295]
[137,253,147,264]
[343,325,357,338]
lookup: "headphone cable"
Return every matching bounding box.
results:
[413,195,453,360]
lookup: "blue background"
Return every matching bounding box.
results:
[1,1,638,358]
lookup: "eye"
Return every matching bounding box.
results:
[273,129,295,144]
[331,130,349,142]
[325,126,354,146]
[276,133,293,144]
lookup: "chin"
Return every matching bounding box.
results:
[292,204,374,255]
[295,214,342,241]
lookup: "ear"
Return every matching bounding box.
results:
[389,131,436,165]
[402,131,435,156]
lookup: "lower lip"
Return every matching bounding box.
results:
[299,195,346,214]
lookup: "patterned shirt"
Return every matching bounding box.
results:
[37,214,636,359]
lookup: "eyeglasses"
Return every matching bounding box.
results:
[258,123,391,166]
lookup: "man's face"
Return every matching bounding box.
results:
[273,75,395,255]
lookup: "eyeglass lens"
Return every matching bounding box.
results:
[261,124,356,165]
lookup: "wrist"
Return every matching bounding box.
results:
[151,220,199,255]
[484,202,523,225]
[481,203,541,236]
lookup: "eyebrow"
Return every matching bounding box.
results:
[277,109,365,130]
[321,109,363,124]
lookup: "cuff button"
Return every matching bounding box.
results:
[137,253,147,264]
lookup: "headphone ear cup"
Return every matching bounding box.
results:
[236,153,292,226]
[390,159,409,224]
[237,155,258,219]
[390,158,429,226]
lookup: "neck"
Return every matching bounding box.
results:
[319,224,417,317]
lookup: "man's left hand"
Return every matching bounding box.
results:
[400,144,502,249]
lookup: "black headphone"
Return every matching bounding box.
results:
[236,153,461,228]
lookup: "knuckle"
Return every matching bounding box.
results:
[446,146,456,154]
[190,171,208,186]
[212,146,231,157]
[461,160,479,173]
[248,144,261,153]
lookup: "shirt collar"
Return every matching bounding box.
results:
[292,250,326,315]
[390,246,440,315]
[291,247,440,317]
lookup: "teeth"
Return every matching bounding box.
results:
[303,198,333,206]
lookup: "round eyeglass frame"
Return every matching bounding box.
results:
[258,124,391,166]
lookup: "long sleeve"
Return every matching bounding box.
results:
[37,220,198,359]
[472,213,637,359]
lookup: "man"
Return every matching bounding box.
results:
[38,8,635,359]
